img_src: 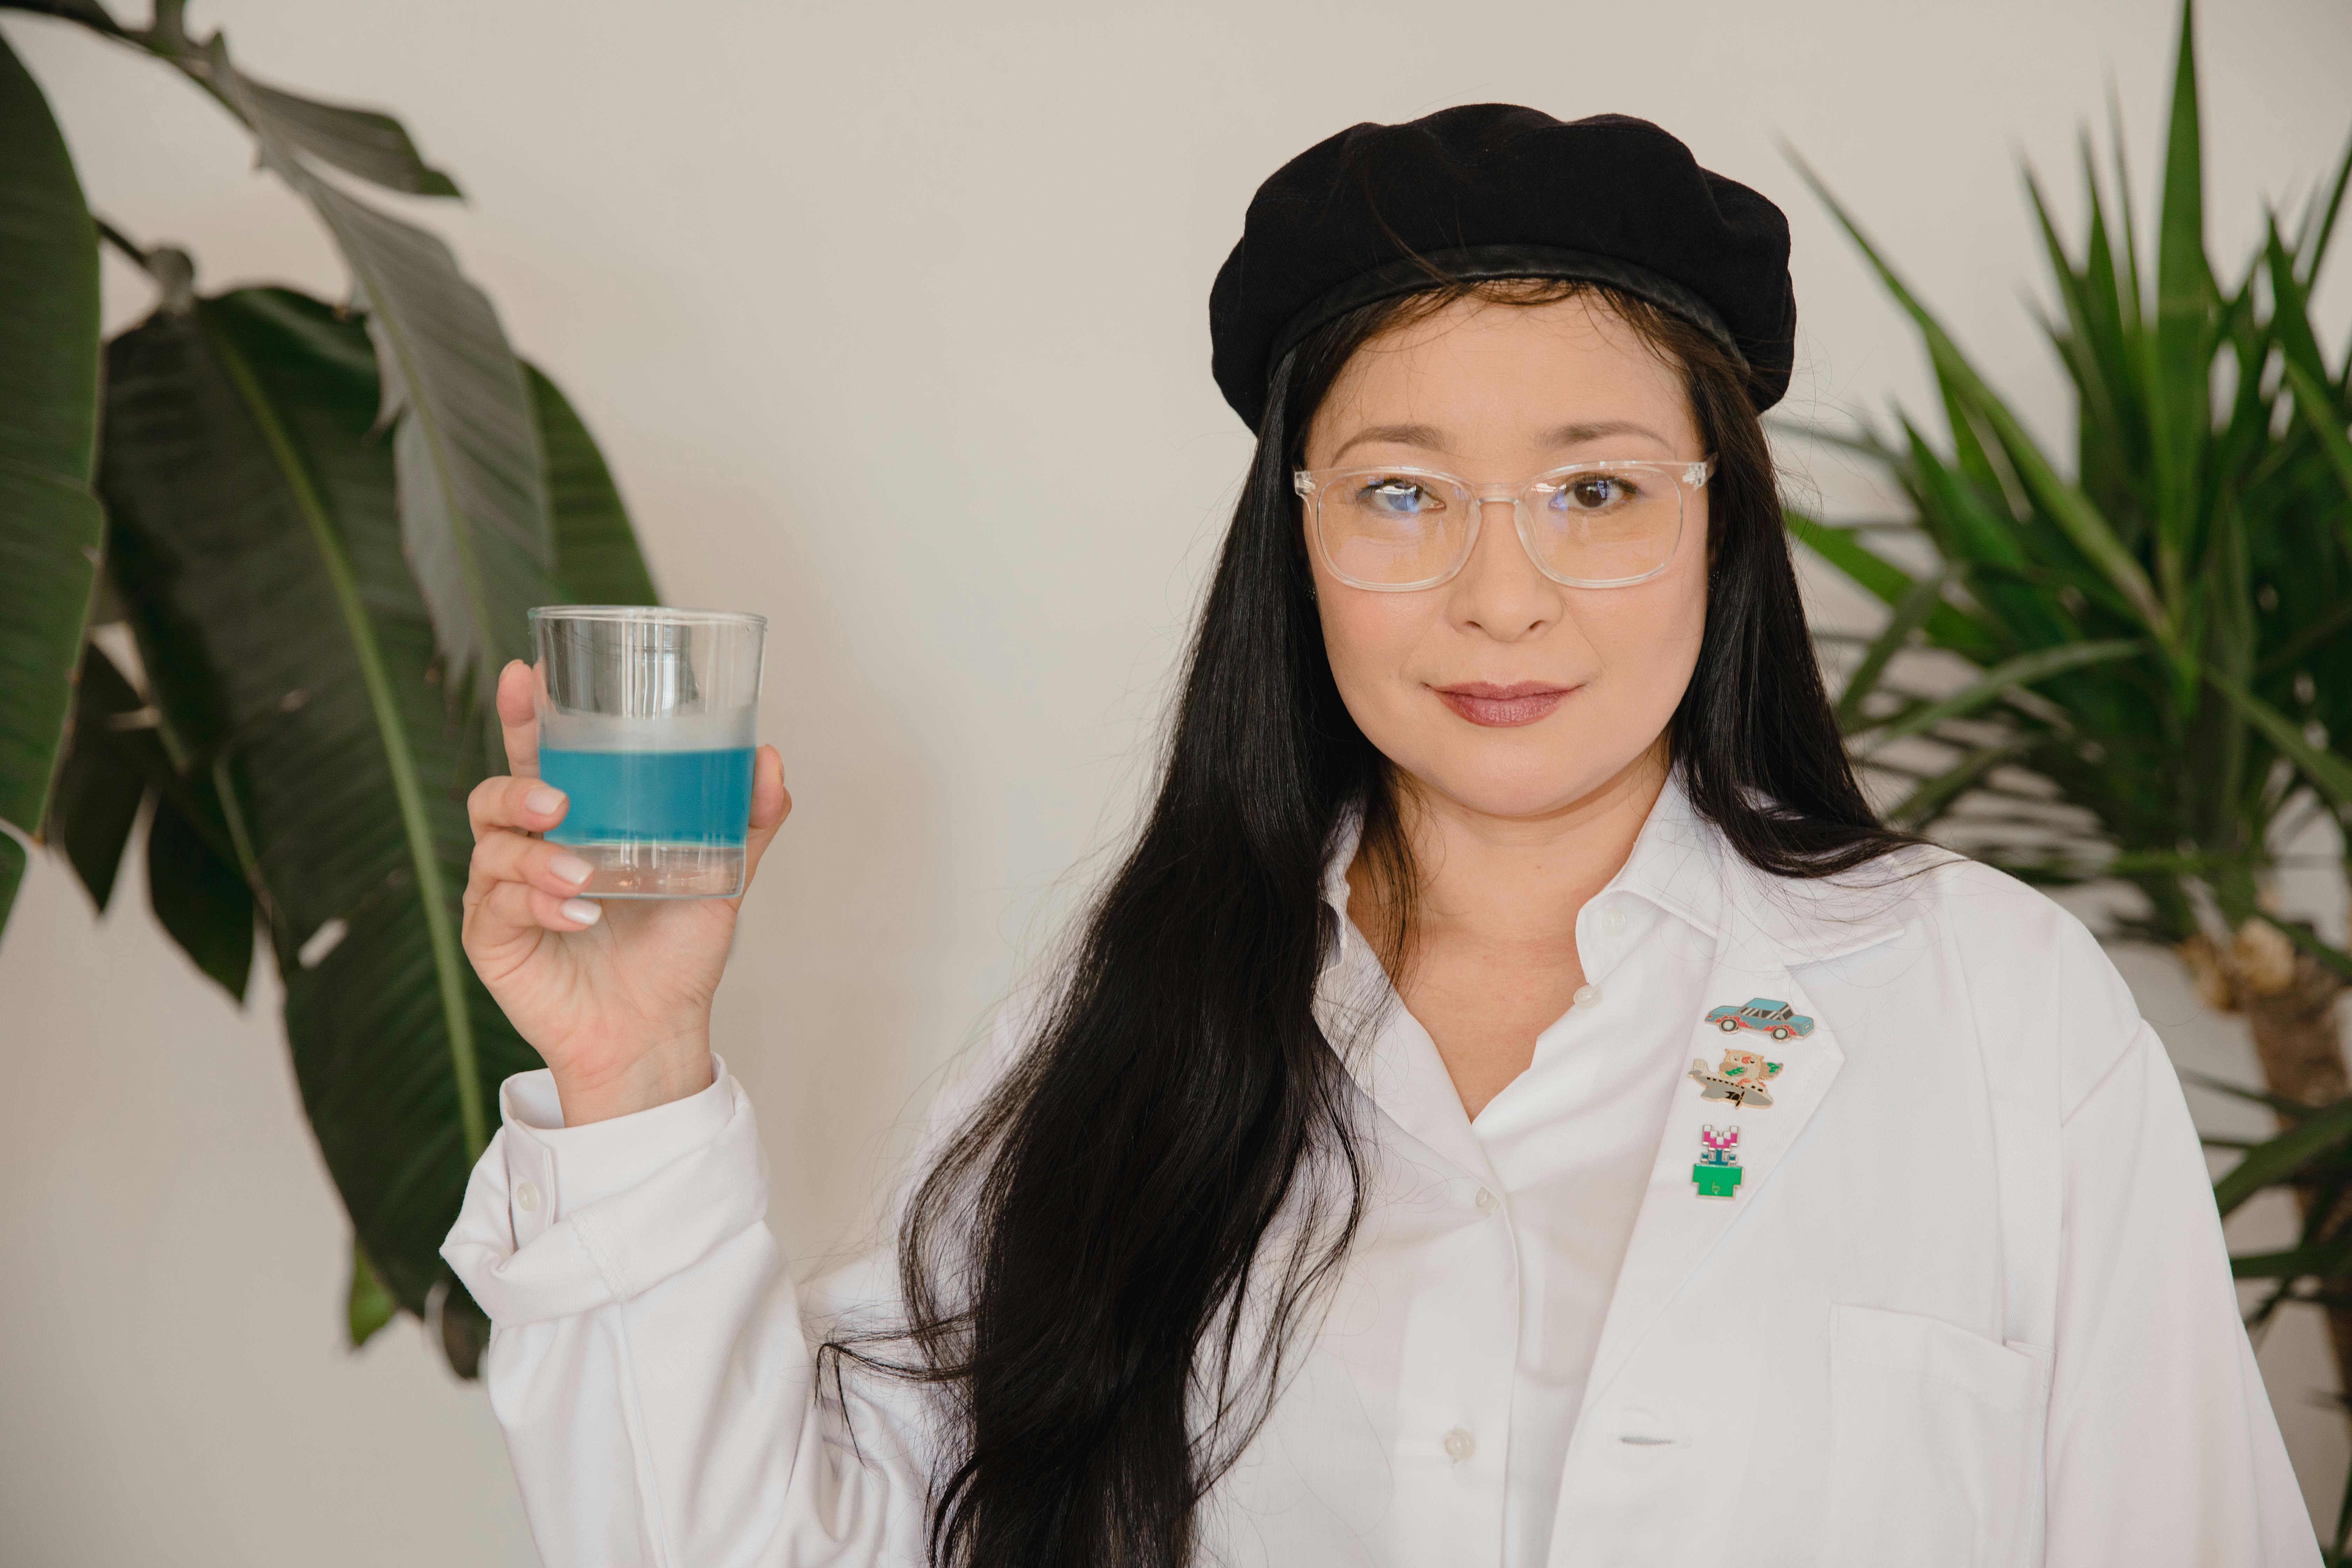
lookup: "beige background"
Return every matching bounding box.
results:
[4,0,2350,1560]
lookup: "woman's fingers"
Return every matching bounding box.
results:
[498,659,542,780]
[462,833,603,958]
[463,874,602,960]
[470,875,602,937]
[469,773,571,841]
[468,827,601,904]
[737,746,793,895]
[525,886,606,932]
[469,663,563,843]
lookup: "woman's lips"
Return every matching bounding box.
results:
[1434,681,1575,727]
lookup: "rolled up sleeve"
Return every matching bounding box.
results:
[441,1058,935,1568]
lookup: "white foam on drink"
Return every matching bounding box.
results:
[538,709,758,752]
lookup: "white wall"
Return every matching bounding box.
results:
[4,0,2349,1560]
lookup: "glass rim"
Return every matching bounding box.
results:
[528,604,767,630]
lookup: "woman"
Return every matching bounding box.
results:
[445,106,2314,1567]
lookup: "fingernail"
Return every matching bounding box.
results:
[559,898,601,925]
[525,786,565,816]
[550,852,593,886]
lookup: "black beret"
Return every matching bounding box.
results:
[1208,105,1796,430]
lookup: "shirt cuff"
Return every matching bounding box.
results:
[443,1058,769,1326]
[499,1054,735,1222]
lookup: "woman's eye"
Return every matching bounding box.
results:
[1357,478,1439,516]
[1554,475,1636,512]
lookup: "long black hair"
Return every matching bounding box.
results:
[844,279,1911,1567]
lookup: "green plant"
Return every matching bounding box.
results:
[1786,0,2352,1542]
[0,0,656,1374]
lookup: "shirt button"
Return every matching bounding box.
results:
[514,1180,542,1214]
[1444,1427,1477,1462]
[1573,982,1601,1008]
[1474,1187,1498,1215]
[1597,906,1626,937]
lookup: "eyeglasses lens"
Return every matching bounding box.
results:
[1522,466,1683,585]
[1315,464,1684,588]
[1316,473,1474,589]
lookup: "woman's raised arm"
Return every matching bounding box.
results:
[441,1063,943,1568]
[460,659,790,1125]
[443,690,1016,1562]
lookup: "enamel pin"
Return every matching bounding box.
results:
[1687,1046,1784,1108]
[1693,1124,1742,1198]
[1703,996,1814,1041]
[1687,997,1804,1108]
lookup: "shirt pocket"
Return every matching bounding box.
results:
[1821,1302,2040,1568]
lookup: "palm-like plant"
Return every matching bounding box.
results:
[0,1,657,1374]
[1787,0,2352,1537]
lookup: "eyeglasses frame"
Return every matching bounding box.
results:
[1292,457,1715,592]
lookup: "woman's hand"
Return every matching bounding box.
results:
[461,659,791,1126]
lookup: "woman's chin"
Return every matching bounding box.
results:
[1404,756,1646,826]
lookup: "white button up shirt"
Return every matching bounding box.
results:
[444,778,2318,1567]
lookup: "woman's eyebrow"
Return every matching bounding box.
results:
[1544,418,1670,448]
[1325,417,1673,465]
[1328,423,1448,463]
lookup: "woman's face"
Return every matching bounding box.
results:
[1302,295,1710,824]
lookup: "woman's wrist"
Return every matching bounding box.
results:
[550,1032,716,1127]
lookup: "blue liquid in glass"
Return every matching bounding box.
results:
[539,747,755,846]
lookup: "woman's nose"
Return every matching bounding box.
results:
[1446,497,1557,639]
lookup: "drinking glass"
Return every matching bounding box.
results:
[528,606,767,898]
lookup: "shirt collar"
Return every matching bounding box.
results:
[1317,770,1911,976]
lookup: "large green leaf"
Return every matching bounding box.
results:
[2147,0,2210,600]
[203,36,558,705]
[0,29,102,930]
[348,1241,397,1350]
[48,641,152,912]
[307,175,558,702]
[7,2,452,197]
[46,638,259,991]
[532,363,658,604]
[145,752,254,1000]
[97,286,542,1363]
[243,78,461,199]
[23,18,566,720]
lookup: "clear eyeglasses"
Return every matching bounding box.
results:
[1293,458,1715,591]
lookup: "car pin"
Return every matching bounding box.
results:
[1704,996,1814,1042]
